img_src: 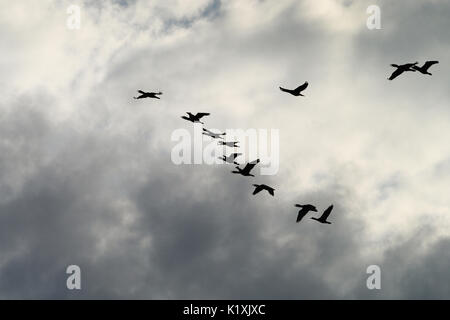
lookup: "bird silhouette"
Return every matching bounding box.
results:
[412,61,439,75]
[134,90,163,99]
[252,184,275,196]
[311,205,334,224]
[388,62,418,80]
[219,141,239,148]
[231,159,260,177]
[294,204,318,223]
[203,128,225,139]
[279,82,309,96]
[181,112,210,124]
[219,153,242,165]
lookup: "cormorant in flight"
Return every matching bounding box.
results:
[279,82,309,96]
[219,141,239,148]
[203,128,225,139]
[219,153,242,165]
[294,204,318,223]
[231,159,260,177]
[252,184,275,196]
[181,112,210,124]
[133,90,162,99]
[311,205,334,224]
[412,61,439,75]
[388,62,418,80]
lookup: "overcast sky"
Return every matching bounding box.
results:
[0,0,449,299]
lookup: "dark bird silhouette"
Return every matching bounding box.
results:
[133,90,163,99]
[279,81,309,96]
[232,159,260,177]
[219,153,242,165]
[412,61,439,75]
[203,128,225,139]
[311,205,334,224]
[388,62,418,80]
[252,184,275,196]
[181,112,210,124]
[219,141,239,148]
[294,204,318,223]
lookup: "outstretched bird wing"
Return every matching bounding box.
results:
[422,60,439,70]
[319,205,334,221]
[388,68,404,80]
[195,112,210,119]
[296,208,309,223]
[294,81,308,92]
[242,162,258,175]
[252,185,262,195]
[242,163,256,174]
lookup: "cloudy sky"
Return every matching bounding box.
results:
[0,0,449,299]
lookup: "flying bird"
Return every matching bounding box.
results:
[231,159,260,177]
[294,204,318,223]
[311,205,334,224]
[203,128,225,139]
[181,112,210,124]
[252,184,275,196]
[133,90,163,99]
[279,82,309,96]
[412,61,439,75]
[219,141,239,148]
[388,62,418,80]
[219,153,242,165]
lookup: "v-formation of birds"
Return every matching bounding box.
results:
[133,60,438,224]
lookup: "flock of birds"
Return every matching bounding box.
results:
[133,60,439,225]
